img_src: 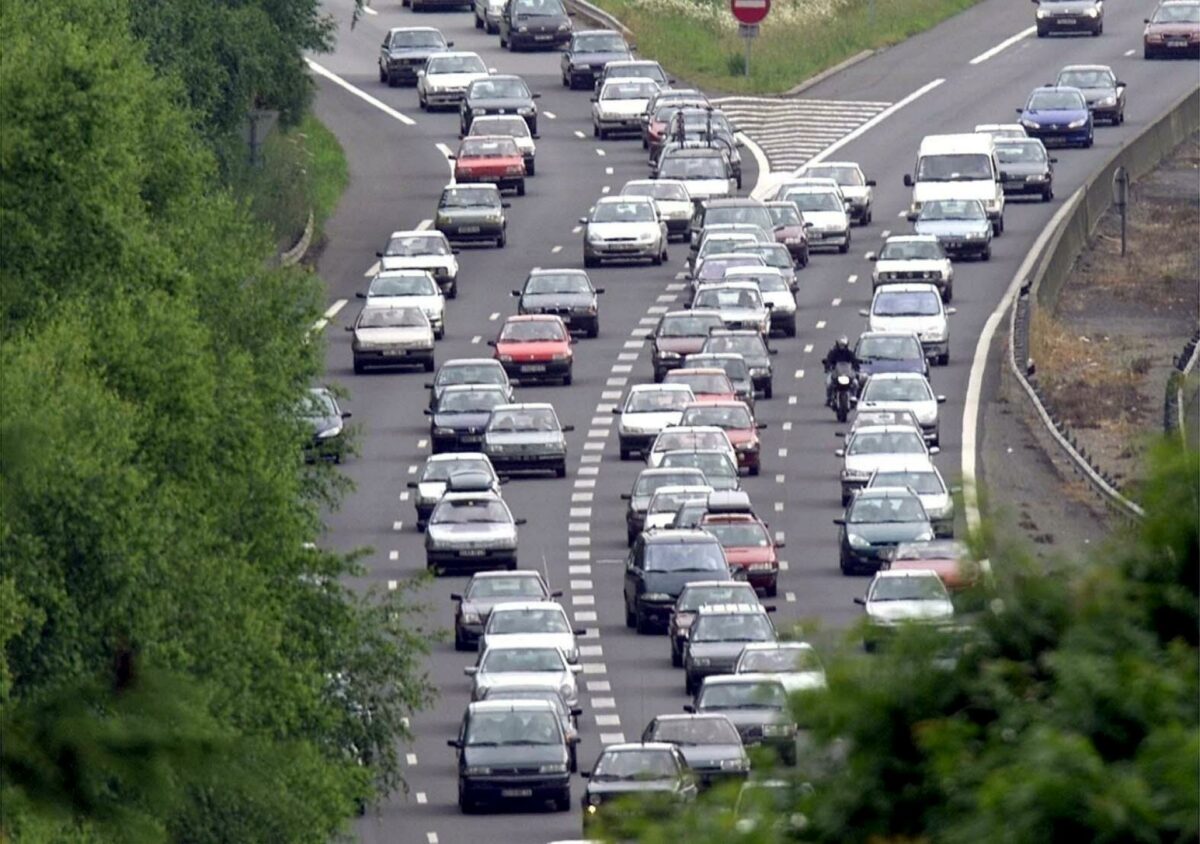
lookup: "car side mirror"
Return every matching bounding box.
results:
[833,517,846,525]
[936,395,947,404]
[757,423,768,430]
[343,325,354,332]
[903,174,913,187]
[683,704,695,713]
[562,424,575,432]
[776,540,786,548]
[858,309,870,317]
[571,706,584,717]
[514,518,528,526]
[580,770,591,778]
[866,179,877,186]
[595,288,606,294]
[865,252,877,261]
[375,250,384,258]
[446,153,456,160]
[501,202,512,209]
[612,407,621,414]
[854,596,866,605]
[550,589,564,598]
[356,291,366,298]
[464,666,477,675]
[424,382,435,388]
[452,248,461,255]
[834,449,845,458]
[579,217,588,225]
[416,70,425,78]
[406,481,419,490]
[1117,81,1126,87]
[834,431,846,438]
[590,96,598,103]
[450,593,463,602]
[769,348,779,356]
[1049,157,1058,163]
[532,92,542,99]
[487,340,497,346]
[423,408,432,415]
[342,411,352,419]
[446,41,455,47]
[620,493,631,500]
[1015,108,1023,115]
[511,290,521,296]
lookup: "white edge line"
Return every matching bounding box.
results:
[305,59,416,126]
[806,78,945,167]
[968,26,1037,65]
[741,132,771,197]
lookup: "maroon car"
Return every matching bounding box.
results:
[1144,0,1200,57]
[765,201,810,267]
[650,310,725,382]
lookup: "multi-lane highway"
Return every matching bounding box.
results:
[307,2,1197,840]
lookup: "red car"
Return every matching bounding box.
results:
[452,135,526,196]
[679,400,764,475]
[1143,0,1200,58]
[698,512,783,596]
[886,540,982,592]
[490,314,574,385]
[662,368,738,405]
[765,201,810,267]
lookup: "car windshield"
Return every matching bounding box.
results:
[370,274,436,296]
[879,240,944,261]
[438,363,504,386]
[466,575,545,600]
[299,390,337,419]
[428,55,487,74]
[850,495,927,523]
[488,408,558,432]
[660,155,726,179]
[607,64,666,83]
[995,142,1047,164]
[633,471,704,497]
[488,608,570,635]
[421,459,491,482]
[920,200,985,221]
[873,291,941,317]
[626,389,693,412]
[593,750,678,781]
[385,234,450,256]
[651,718,741,745]
[681,405,753,429]
[872,470,945,495]
[654,431,727,453]
[692,613,774,643]
[472,79,530,98]
[499,320,566,342]
[438,389,507,413]
[575,33,627,51]
[661,452,736,478]
[848,430,927,455]
[358,307,426,328]
[698,681,786,710]
[698,256,764,282]
[870,576,948,601]
[1057,69,1114,88]
[677,584,755,611]
[483,689,567,715]
[739,647,823,673]
[623,182,689,202]
[593,201,656,223]
[696,287,763,310]
[643,542,726,573]
[480,647,564,672]
[471,117,530,138]
[862,378,932,402]
[785,191,841,212]
[392,30,446,48]
[915,153,992,181]
[440,186,499,209]
[465,710,562,746]
[803,165,865,186]
[667,372,734,395]
[893,539,966,561]
[514,0,566,15]
[460,137,520,157]
[857,335,923,361]
[690,356,749,380]
[649,489,711,513]
[1028,91,1086,111]
[525,273,590,294]
[431,497,510,524]
[1153,3,1200,21]
[767,204,803,226]
[743,245,792,270]
[702,335,765,359]
[703,522,770,547]
[603,81,658,100]
[659,314,722,338]
[706,207,773,230]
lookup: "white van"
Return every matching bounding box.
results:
[903,134,1005,235]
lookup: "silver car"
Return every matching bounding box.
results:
[408,452,501,530]
[592,79,659,139]
[621,179,694,241]
[347,305,435,374]
[690,281,771,335]
[378,229,460,297]
[836,425,936,505]
[866,235,954,301]
[582,196,668,267]
[796,161,876,225]
[416,51,490,110]
[861,283,955,367]
[483,402,573,478]
[856,372,946,446]
[425,488,524,573]
[427,358,513,409]
[465,638,583,708]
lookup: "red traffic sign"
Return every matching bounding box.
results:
[731,0,769,25]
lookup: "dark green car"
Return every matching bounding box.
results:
[435,184,509,248]
[834,486,934,575]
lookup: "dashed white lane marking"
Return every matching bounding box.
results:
[815,320,826,329]
[569,522,591,532]
[572,579,595,590]
[775,473,785,483]
[415,792,427,804]
[639,317,659,326]
[587,428,608,438]
[574,478,596,488]
[427,833,439,844]
[592,696,616,708]
[775,530,786,543]
[408,465,419,474]
[570,564,592,575]
[611,364,633,373]
[647,305,669,314]
[631,326,653,336]
[779,560,789,571]
[673,272,687,280]
[583,441,605,451]
[400,491,410,501]
[831,298,842,307]
[897,210,909,218]
[788,395,798,405]
[569,550,590,560]
[848,274,858,284]
[803,343,814,353]
[305,59,417,126]
[601,393,622,403]
[600,732,627,744]
[601,185,611,194]
[968,26,1037,64]
[574,594,596,606]
[435,142,454,162]
[574,130,586,139]
[587,679,611,692]
[578,466,600,475]
[575,610,598,622]
[552,245,563,253]
[794,369,805,379]
[595,713,621,726]
[782,421,792,431]
[544,110,557,119]
[582,454,604,462]
[623,339,644,349]
[363,260,380,277]
[596,148,607,157]
[774,502,784,512]
[573,225,583,235]
[1123,48,1136,56]
[571,507,593,517]
[580,644,603,656]
[785,591,797,603]
[572,492,594,502]
[606,376,628,386]
[471,335,481,344]
[310,298,348,332]
[605,166,614,175]
[489,312,500,320]
[617,353,638,362]
[393,521,403,531]
[407,753,418,765]
[656,293,677,302]
[388,550,399,561]
[416,219,433,231]
[778,447,788,457]
[569,536,591,546]
[417,439,428,448]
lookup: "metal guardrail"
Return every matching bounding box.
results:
[563,0,632,37]
[1165,332,1199,443]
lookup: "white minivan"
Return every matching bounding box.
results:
[903,133,1005,236]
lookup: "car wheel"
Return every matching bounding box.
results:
[1093,22,1102,35]
[586,321,598,339]
[937,351,950,366]
[765,581,777,598]
[839,555,851,575]
[1144,45,1153,59]
[554,791,571,812]
[555,461,567,477]
[497,230,507,248]
[620,447,633,460]
[418,94,427,110]
[379,65,387,83]
[562,72,569,87]
[595,126,603,139]
[569,745,578,773]
[982,245,991,262]
[782,746,798,766]
[651,251,663,266]
[1037,25,1047,37]
[499,32,507,48]
[458,786,476,814]
[636,610,652,635]
[1084,132,1094,148]
[447,283,458,299]
[785,319,797,338]
[685,674,696,695]
[353,359,364,375]
[764,383,773,399]
[994,216,1004,236]
[838,239,850,254]
[424,358,436,372]
[435,327,445,340]
[865,208,873,224]
[562,371,572,386]
[584,255,599,268]
[1042,187,1053,202]
[671,643,682,667]
[527,159,535,176]
[454,627,470,651]
[749,463,760,476]
[627,528,637,547]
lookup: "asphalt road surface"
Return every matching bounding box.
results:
[307,2,1199,840]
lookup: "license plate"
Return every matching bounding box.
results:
[534,34,552,40]
[459,225,480,234]
[501,788,533,797]
[1058,17,1076,23]
[461,435,481,443]
[522,364,546,372]
[460,549,486,557]
[1168,39,1188,46]
[384,350,408,357]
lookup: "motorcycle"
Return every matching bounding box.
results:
[830,361,859,423]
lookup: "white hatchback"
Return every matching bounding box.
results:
[862,283,955,366]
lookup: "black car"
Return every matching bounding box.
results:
[1055,64,1126,123]
[683,604,777,695]
[688,675,797,765]
[995,138,1056,202]
[451,570,559,650]
[299,387,351,463]
[427,384,510,453]
[460,75,540,136]
[667,580,760,667]
[622,467,709,545]
[513,269,603,338]
[640,714,750,788]
[834,486,935,575]
[480,685,583,771]
[449,700,573,813]
[581,743,697,834]
[854,331,929,378]
[1033,0,1104,36]
[377,27,452,87]
[624,530,732,633]
[701,329,776,398]
[499,0,573,51]
[427,358,513,409]
[435,183,509,248]
[560,29,633,89]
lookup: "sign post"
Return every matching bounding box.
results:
[730,0,769,77]
[1111,166,1129,257]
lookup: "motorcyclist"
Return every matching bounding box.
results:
[822,336,859,407]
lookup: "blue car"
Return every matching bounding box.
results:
[1016,86,1094,148]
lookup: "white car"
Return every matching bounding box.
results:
[593,79,660,139]
[347,305,435,374]
[796,161,875,225]
[643,484,716,531]
[867,461,954,537]
[377,230,460,298]
[417,51,491,110]
[856,372,946,446]
[780,187,851,253]
[479,601,583,663]
[771,177,844,203]
[646,426,736,468]
[690,281,771,335]
[468,114,537,175]
[615,383,697,459]
[465,638,582,707]
[855,569,955,651]
[867,235,954,301]
[408,452,501,530]
[723,267,797,337]
[836,424,936,505]
[861,283,955,366]
[361,269,446,338]
[581,196,669,267]
[656,149,735,203]
[733,642,827,693]
[621,179,693,242]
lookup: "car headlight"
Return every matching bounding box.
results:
[749,366,769,376]
[1026,173,1048,182]
[720,758,749,770]
[914,531,935,542]
[485,212,502,222]
[464,765,493,775]
[505,165,524,175]
[518,106,535,116]
[847,533,871,548]
[923,326,947,341]
[550,352,571,362]
[1019,118,1039,129]
[1068,117,1088,128]
[642,592,672,602]
[432,426,455,435]
[316,426,342,440]
[1099,96,1116,107]
[557,22,570,30]
[735,441,755,452]
[1036,7,1048,16]
[1084,7,1099,15]
[762,723,795,737]
[966,231,987,240]
[461,610,481,624]
[518,24,528,31]
[498,354,513,363]
[539,763,568,773]
[559,683,575,701]
[658,350,680,359]
[586,231,604,243]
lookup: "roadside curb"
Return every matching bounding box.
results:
[278,210,315,267]
[782,50,875,98]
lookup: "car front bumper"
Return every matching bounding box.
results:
[935,237,991,258]
[841,542,894,572]
[919,338,949,359]
[594,114,644,134]
[635,598,675,629]
[499,359,572,382]
[486,450,567,473]
[461,772,570,804]
[1025,125,1092,146]
[509,29,571,49]
[585,239,660,261]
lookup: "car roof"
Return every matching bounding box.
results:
[684,399,752,411]
[443,357,504,367]
[681,579,752,591]
[375,267,435,278]
[916,133,996,155]
[699,512,760,524]
[601,741,678,753]
[872,282,942,295]
[491,402,556,412]
[597,195,654,205]
[668,367,731,377]
[503,313,567,323]
[575,28,624,36]
[854,486,920,500]
[629,383,695,394]
[388,229,451,239]
[858,330,923,339]
[696,603,767,616]
[703,198,765,208]
[481,636,567,651]
[470,569,545,581]
[873,568,942,580]
[388,25,444,33]
[643,528,720,544]
[443,181,499,190]
[702,673,785,686]
[870,461,938,474]
[427,452,490,463]
[430,51,485,60]
[481,73,525,83]
[649,484,717,496]
[441,383,507,394]
[528,267,588,277]
[441,489,505,503]
[652,712,733,723]
[468,699,559,714]
[488,600,565,613]
[606,59,663,68]
[863,371,929,382]
[739,641,815,652]
[851,424,926,436]
[882,234,939,244]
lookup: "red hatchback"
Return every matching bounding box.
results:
[679,400,764,475]
[452,135,527,196]
[698,512,783,596]
[490,314,574,385]
[662,368,738,404]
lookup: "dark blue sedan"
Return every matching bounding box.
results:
[1016,86,1094,147]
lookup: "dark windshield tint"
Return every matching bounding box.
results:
[650,718,741,745]
[847,430,926,455]
[644,541,727,572]
[873,291,941,317]
[677,583,756,611]
[465,710,562,745]
[466,574,545,600]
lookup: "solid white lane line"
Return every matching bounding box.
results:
[968,26,1037,65]
[324,299,347,320]
[807,78,945,166]
[361,3,378,12]
[305,59,416,126]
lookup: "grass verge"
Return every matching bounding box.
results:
[593,0,982,93]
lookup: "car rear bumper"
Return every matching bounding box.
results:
[806,229,850,249]
[438,221,505,242]
[456,173,524,192]
[354,349,434,369]
[461,773,570,804]
[1038,16,1102,33]
[427,548,517,570]
[487,452,566,473]
[1002,177,1052,196]
[499,360,572,381]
